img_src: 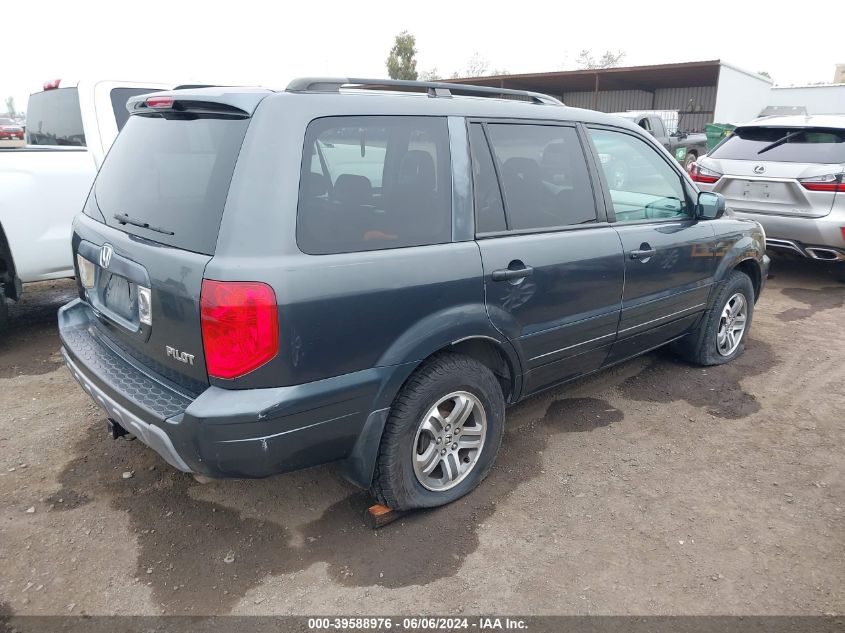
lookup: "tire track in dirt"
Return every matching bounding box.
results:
[617,339,776,419]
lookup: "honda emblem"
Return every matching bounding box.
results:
[99,243,114,269]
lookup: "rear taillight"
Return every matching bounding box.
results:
[145,96,174,109]
[76,254,95,289]
[798,173,845,192]
[200,280,279,379]
[689,162,722,184]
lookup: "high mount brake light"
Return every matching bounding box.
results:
[145,96,174,109]
[43,79,61,91]
[200,280,279,379]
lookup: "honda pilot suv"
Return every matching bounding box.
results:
[59,78,769,510]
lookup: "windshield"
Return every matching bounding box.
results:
[88,113,249,255]
[710,126,845,163]
[26,87,85,146]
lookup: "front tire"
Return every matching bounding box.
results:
[371,353,505,510]
[673,270,755,366]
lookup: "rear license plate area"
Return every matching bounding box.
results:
[100,272,137,322]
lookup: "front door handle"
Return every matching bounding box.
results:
[492,265,534,282]
[630,245,656,260]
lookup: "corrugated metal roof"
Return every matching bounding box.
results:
[445,60,724,93]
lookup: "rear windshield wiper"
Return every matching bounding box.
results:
[757,130,803,155]
[113,213,175,236]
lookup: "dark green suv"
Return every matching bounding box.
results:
[59,78,769,510]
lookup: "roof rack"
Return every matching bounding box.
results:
[285,77,562,105]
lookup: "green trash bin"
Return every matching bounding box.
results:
[705,123,737,151]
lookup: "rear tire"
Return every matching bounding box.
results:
[0,292,8,331]
[673,270,755,366]
[371,353,505,511]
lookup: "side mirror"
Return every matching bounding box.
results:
[697,191,726,220]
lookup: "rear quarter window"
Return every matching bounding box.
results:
[296,116,452,255]
[710,126,845,163]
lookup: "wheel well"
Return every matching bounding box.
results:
[734,259,762,300]
[0,223,18,300]
[445,338,516,403]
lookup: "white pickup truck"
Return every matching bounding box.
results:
[0,79,172,327]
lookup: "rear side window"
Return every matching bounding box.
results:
[89,113,249,255]
[26,88,85,146]
[469,123,507,233]
[110,88,163,131]
[297,116,452,255]
[710,126,845,163]
[484,124,597,230]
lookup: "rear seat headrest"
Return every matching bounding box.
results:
[333,174,372,206]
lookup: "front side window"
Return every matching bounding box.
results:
[588,128,690,222]
[484,124,597,230]
[297,116,452,255]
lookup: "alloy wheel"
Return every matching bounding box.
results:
[412,391,487,492]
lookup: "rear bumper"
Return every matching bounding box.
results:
[59,299,403,484]
[727,208,845,260]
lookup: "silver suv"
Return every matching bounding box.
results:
[692,115,845,264]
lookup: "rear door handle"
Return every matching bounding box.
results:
[492,265,534,281]
[630,248,656,260]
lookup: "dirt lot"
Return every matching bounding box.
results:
[0,258,843,616]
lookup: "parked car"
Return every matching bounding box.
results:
[692,115,845,273]
[59,78,769,510]
[0,118,25,140]
[615,112,707,170]
[0,79,172,328]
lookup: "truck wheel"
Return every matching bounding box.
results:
[371,353,505,511]
[684,152,698,171]
[0,292,8,331]
[672,270,755,366]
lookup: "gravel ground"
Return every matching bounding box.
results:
[0,257,842,616]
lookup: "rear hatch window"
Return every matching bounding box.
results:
[87,113,249,255]
[710,126,845,163]
[26,87,85,146]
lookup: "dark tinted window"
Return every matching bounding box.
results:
[89,114,249,255]
[485,124,596,230]
[26,88,85,146]
[710,126,845,163]
[110,88,162,131]
[588,128,689,222]
[297,116,452,255]
[469,123,506,233]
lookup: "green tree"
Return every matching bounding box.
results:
[5,96,15,118]
[386,31,418,80]
[419,68,441,81]
[577,49,626,69]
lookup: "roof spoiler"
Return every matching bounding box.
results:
[286,77,562,105]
